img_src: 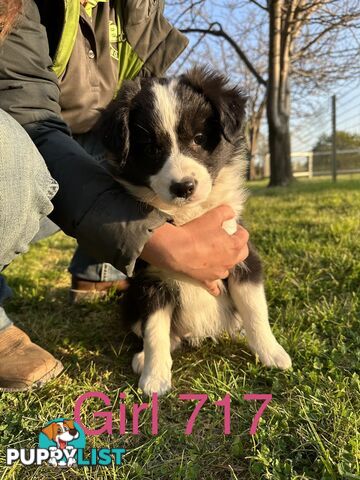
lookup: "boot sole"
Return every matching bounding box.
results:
[0,360,64,392]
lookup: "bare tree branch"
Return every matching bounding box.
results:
[180,22,267,86]
[295,14,360,57]
[176,32,207,71]
[247,0,269,11]
[173,0,206,25]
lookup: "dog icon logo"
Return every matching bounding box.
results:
[38,418,86,467]
[6,415,125,468]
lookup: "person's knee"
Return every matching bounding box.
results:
[0,110,58,266]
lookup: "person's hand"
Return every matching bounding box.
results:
[140,205,249,296]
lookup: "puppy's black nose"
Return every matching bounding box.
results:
[170,177,196,199]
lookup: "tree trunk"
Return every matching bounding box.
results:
[268,113,292,186]
[267,0,293,187]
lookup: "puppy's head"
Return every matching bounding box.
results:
[97,66,246,207]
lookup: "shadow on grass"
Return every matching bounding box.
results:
[4,283,264,395]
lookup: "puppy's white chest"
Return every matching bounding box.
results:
[175,281,241,342]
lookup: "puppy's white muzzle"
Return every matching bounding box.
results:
[150,154,212,205]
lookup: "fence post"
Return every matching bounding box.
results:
[308,152,313,178]
[331,95,337,182]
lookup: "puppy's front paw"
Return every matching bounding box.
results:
[256,342,292,370]
[138,371,172,396]
[132,351,144,374]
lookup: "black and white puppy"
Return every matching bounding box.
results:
[98,67,292,395]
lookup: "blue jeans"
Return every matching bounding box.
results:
[0,112,124,331]
[0,110,58,331]
[0,217,59,330]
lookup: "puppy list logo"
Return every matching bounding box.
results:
[6,418,125,468]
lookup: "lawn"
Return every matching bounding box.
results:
[0,177,359,480]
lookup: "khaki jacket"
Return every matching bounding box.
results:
[49,0,188,81]
[0,0,188,127]
[57,1,188,133]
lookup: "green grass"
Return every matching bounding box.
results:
[0,177,359,480]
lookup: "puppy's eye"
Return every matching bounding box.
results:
[193,133,206,146]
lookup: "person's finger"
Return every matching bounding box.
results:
[205,280,221,296]
[219,270,230,279]
[209,204,236,225]
[232,225,249,250]
[234,224,249,240]
[236,244,249,263]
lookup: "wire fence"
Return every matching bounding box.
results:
[257,84,360,179]
[290,84,360,178]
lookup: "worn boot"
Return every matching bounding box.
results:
[0,326,63,392]
[69,275,129,304]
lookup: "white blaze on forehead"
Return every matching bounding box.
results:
[149,79,212,206]
[152,80,179,146]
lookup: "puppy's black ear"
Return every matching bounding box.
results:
[95,79,141,168]
[181,66,247,141]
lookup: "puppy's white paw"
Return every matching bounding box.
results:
[138,371,172,396]
[256,342,292,370]
[132,351,145,374]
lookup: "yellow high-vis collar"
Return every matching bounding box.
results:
[84,0,107,17]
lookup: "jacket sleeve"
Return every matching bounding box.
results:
[0,0,63,127]
[25,119,168,276]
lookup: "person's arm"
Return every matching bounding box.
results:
[25,119,169,277]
